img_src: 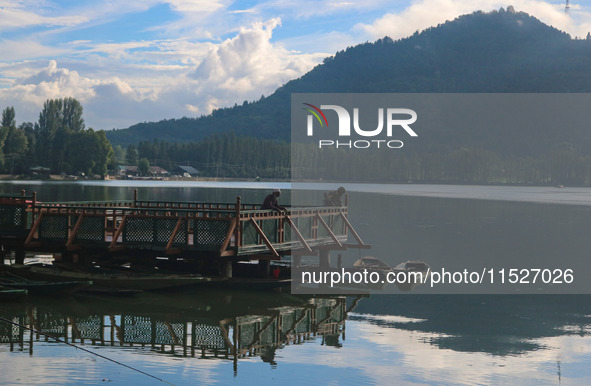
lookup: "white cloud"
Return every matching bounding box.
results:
[0,19,322,129]
[0,39,69,62]
[356,0,591,41]
[0,0,87,31]
[2,0,590,132]
[166,0,226,13]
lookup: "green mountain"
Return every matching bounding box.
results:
[106,8,591,152]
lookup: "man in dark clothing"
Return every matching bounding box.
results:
[261,189,286,213]
[324,186,346,206]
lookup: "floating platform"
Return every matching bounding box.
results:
[1,190,369,283]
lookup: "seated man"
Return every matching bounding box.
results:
[323,186,346,206]
[261,189,286,213]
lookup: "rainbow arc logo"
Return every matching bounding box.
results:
[303,103,328,127]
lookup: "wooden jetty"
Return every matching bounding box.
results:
[0,190,369,282]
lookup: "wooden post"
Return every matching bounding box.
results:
[319,249,330,269]
[133,189,138,207]
[235,196,242,248]
[224,260,233,278]
[259,259,270,278]
[15,248,25,265]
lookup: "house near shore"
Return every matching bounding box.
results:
[29,166,51,177]
[117,165,169,178]
[172,165,200,177]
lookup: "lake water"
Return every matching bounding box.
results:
[1,181,591,384]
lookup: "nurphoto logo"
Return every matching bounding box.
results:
[303,103,418,149]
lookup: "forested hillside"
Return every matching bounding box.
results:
[105,8,591,184]
[107,7,591,152]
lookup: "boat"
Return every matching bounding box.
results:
[0,273,92,296]
[352,256,431,291]
[353,256,392,271]
[0,285,28,300]
[391,260,431,291]
[3,264,210,291]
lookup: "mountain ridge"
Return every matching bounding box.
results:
[106,8,591,150]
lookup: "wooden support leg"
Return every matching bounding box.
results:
[319,250,330,269]
[293,253,302,268]
[259,259,270,278]
[15,248,25,265]
[224,260,233,278]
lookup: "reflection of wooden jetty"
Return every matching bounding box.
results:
[0,190,368,280]
[0,295,357,371]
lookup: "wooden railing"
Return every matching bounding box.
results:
[6,194,366,259]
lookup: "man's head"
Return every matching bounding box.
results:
[273,188,281,197]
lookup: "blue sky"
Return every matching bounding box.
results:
[0,0,589,131]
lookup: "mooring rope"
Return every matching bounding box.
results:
[0,315,176,386]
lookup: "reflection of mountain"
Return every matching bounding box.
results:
[0,291,352,372]
[351,295,591,356]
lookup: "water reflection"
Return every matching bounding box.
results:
[1,293,591,384]
[353,295,591,355]
[0,291,351,374]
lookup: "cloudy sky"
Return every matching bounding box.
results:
[1,0,590,130]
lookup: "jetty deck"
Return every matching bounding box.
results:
[1,190,368,275]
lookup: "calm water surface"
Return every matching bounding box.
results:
[1,181,590,385]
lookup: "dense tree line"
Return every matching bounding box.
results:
[132,133,290,179]
[292,144,591,186]
[0,98,113,177]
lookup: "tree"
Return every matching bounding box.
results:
[110,145,125,170]
[125,144,138,165]
[1,106,16,128]
[138,158,150,176]
[36,98,85,172]
[3,128,28,174]
[1,106,23,172]
[91,130,113,178]
[34,98,112,176]
[61,97,85,132]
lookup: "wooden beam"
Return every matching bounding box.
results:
[65,213,85,249]
[108,215,127,249]
[340,212,367,247]
[249,218,279,258]
[284,216,312,253]
[165,217,184,252]
[218,218,238,256]
[316,214,342,247]
[24,212,44,247]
